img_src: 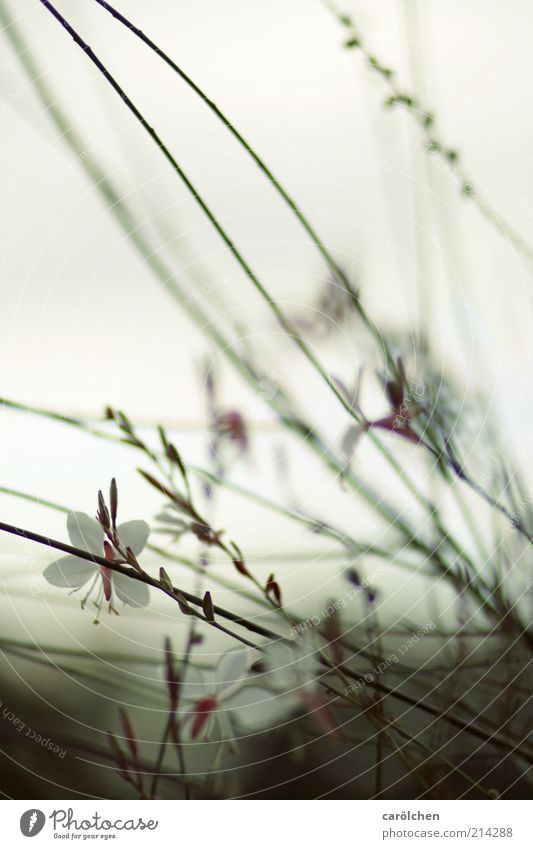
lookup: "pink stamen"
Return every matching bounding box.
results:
[190,696,218,739]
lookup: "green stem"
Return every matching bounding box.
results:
[326,0,533,263]
[39,0,522,553]
[8,4,530,636]
[38,0,372,424]
[3,393,529,640]
[0,2,452,555]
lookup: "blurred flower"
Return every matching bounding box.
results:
[341,423,365,467]
[208,640,337,736]
[173,641,337,741]
[294,274,360,339]
[205,364,249,472]
[249,640,338,735]
[340,362,424,467]
[214,410,249,454]
[43,512,150,608]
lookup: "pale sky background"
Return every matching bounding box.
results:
[1,0,533,664]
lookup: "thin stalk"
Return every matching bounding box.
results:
[2,517,527,758]
[2,645,170,707]
[331,660,533,763]
[36,0,530,549]
[37,0,375,421]
[326,679,495,799]
[4,393,529,641]
[36,0,456,541]
[1,731,201,797]
[0,5,469,557]
[6,5,530,638]
[0,3,267,400]
[0,636,208,667]
[0,476,272,606]
[0,386,438,569]
[90,0,387,351]
[0,519,279,644]
[325,0,533,263]
[0,485,70,514]
[1,391,431,554]
[0,480,505,681]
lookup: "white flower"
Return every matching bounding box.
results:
[44,512,150,608]
[179,646,254,740]
[178,639,337,739]
[227,640,338,735]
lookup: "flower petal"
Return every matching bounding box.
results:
[190,696,218,739]
[263,640,319,691]
[117,520,150,556]
[224,685,301,731]
[113,571,150,607]
[67,512,104,554]
[43,556,96,589]
[301,690,339,736]
[262,641,299,690]
[216,646,252,689]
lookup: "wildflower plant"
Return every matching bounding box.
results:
[0,0,531,803]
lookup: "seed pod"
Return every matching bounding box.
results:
[159,567,174,593]
[110,478,118,527]
[202,591,215,622]
[97,490,110,530]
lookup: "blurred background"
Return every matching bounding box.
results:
[0,0,532,798]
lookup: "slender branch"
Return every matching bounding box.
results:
[329,660,533,764]
[1,730,205,798]
[0,392,430,556]
[7,1,531,553]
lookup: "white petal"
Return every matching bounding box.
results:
[216,646,252,689]
[117,520,149,556]
[113,571,150,607]
[224,685,301,731]
[43,556,96,589]
[341,424,363,462]
[179,665,211,704]
[67,512,104,554]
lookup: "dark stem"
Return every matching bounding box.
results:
[0,519,281,644]
[332,659,533,764]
